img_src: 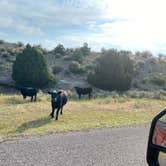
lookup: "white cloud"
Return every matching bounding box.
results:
[0,0,166,53]
[91,0,166,52]
[0,32,7,38]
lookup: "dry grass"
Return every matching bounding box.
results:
[0,94,166,139]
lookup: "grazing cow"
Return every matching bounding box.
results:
[17,86,38,102]
[48,90,68,121]
[74,86,93,99]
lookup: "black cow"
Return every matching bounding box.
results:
[17,87,38,102]
[74,86,93,99]
[48,90,68,121]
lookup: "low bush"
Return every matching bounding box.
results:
[0,40,4,44]
[70,49,83,63]
[52,65,63,74]
[17,42,24,47]
[0,48,5,52]
[63,56,72,61]
[69,61,86,74]
[150,74,166,86]
[6,56,16,63]
[85,64,94,70]
[125,90,166,100]
[2,52,9,58]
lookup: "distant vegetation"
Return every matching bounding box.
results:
[150,74,166,87]
[1,40,166,91]
[52,65,63,74]
[53,42,90,61]
[69,61,86,74]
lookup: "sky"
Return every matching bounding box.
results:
[0,0,166,54]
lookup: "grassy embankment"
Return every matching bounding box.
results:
[0,93,166,139]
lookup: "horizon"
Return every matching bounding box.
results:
[0,0,166,55]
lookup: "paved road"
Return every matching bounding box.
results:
[0,125,149,166]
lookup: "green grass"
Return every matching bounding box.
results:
[0,94,166,139]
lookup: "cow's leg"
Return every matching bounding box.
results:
[89,93,92,100]
[60,106,63,115]
[34,94,37,102]
[56,108,60,120]
[50,107,55,118]
[79,94,81,99]
[31,96,33,102]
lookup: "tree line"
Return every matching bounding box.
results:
[12,43,138,92]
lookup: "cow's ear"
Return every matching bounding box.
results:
[57,91,62,95]
[16,86,22,90]
[48,91,51,95]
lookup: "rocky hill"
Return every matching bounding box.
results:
[1,40,166,92]
[0,40,24,85]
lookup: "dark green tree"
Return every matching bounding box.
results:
[88,49,133,91]
[53,44,65,56]
[12,44,56,88]
[71,48,83,63]
[80,42,90,56]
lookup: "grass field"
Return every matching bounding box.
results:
[0,94,166,139]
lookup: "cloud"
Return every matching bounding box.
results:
[0,0,45,35]
[0,32,7,38]
[0,0,106,27]
[0,0,166,53]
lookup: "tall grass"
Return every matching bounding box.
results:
[0,93,166,139]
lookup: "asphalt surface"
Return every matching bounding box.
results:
[0,125,149,166]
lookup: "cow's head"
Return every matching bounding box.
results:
[74,86,79,90]
[16,86,23,91]
[48,90,62,102]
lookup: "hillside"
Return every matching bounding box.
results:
[1,40,166,92]
[0,40,24,85]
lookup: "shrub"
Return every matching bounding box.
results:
[2,52,9,58]
[64,69,71,75]
[141,77,149,84]
[80,42,91,56]
[131,80,139,88]
[6,56,16,63]
[7,48,16,56]
[12,44,56,88]
[87,49,134,92]
[17,42,24,47]
[0,40,4,44]
[63,56,72,61]
[70,49,83,63]
[53,44,65,56]
[125,90,166,100]
[0,63,11,72]
[0,48,5,52]
[52,65,63,74]
[85,64,94,70]
[150,74,166,86]
[55,53,62,58]
[65,48,74,57]
[69,61,86,74]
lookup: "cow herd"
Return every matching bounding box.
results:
[16,86,93,121]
